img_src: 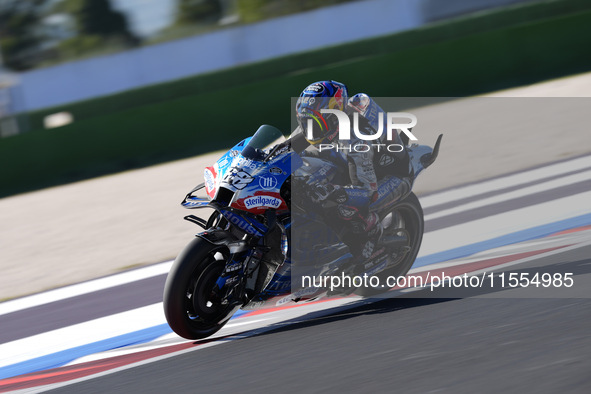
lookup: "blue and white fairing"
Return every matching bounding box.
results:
[182,125,298,216]
[406,133,443,181]
[180,138,254,208]
[180,124,441,309]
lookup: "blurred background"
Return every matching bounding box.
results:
[1,4,591,386]
[1,0,590,198]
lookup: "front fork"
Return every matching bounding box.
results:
[213,247,265,306]
[204,209,279,306]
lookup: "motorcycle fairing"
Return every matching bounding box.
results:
[180,129,442,310]
[406,134,443,180]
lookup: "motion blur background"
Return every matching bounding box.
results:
[1,2,591,388]
[1,0,590,198]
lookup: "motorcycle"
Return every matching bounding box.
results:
[163,124,442,339]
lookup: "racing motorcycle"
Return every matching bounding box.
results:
[163,125,442,339]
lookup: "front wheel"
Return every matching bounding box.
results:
[163,237,237,339]
[356,192,424,296]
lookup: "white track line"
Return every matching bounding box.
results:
[420,155,591,208]
[413,229,591,273]
[424,169,591,221]
[65,317,272,366]
[420,190,591,257]
[0,303,166,369]
[0,261,173,317]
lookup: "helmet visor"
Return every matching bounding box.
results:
[298,109,329,145]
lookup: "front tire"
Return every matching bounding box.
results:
[163,237,237,339]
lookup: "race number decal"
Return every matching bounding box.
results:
[222,167,254,190]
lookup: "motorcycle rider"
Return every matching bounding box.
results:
[293,80,412,264]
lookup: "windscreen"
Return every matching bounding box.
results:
[241,125,285,160]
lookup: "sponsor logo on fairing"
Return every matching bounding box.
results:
[259,176,278,190]
[378,178,402,199]
[204,166,216,197]
[218,157,230,168]
[224,260,242,273]
[244,195,282,209]
[234,156,259,170]
[223,211,263,236]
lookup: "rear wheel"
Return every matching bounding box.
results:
[356,192,424,296]
[163,237,237,339]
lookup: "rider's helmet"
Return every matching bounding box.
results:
[296,80,349,145]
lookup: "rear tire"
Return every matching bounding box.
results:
[163,237,237,339]
[356,192,424,296]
